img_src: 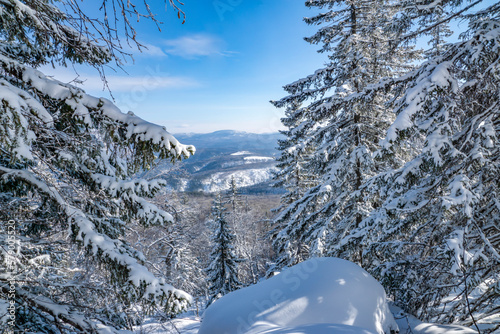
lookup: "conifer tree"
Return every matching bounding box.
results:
[269,101,316,271]
[347,1,500,329]
[227,176,242,213]
[162,194,209,298]
[206,193,241,307]
[0,1,193,332]
[271,0,419,267]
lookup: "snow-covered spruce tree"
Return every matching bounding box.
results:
[0,0,194,332]
[394,0,456,57]
[352,1,500,330]
[225,177,248,284]
[421,5,453,58]
[227,176,241,213]
[127,211,207,301]
[206,193,241,307]
[268,101,317,271]
[271,0,419,268]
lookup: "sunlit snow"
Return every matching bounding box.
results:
[198,258,398,334]
[231,151,253,156]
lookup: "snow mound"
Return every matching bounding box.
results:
[246,322,376,334]
[198,258,398,334]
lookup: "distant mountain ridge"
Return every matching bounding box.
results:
[173,130,282,161]
[144,131,284,194]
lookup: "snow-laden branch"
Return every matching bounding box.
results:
[400,0,484,42]
[0,53,195,161]
[0,167,191,309]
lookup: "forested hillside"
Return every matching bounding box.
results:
[141,131,283,194]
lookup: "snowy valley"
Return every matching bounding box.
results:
[142,131,283,194]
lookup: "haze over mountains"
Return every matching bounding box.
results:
[143,131,284,193]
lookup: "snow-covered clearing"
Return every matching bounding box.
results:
[244,156,274,162]
[136,258,478,334]
[391,305,476,334]
[135,313,477,334]
[200,167,276,192]
[231,151,253,156]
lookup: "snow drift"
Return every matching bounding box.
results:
[198,257,398,334]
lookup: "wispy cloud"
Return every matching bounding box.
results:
[40,66,199,93]
[163,34,230,58]
[121,40,168,58]
[115,34,233,59]
[96,74,199,92]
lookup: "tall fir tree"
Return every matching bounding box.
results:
[269,101,316,271]
[0,1,193,332]
[160,193,209,298]
[225,178,272,285]
[206,193,241,307]
[271,0,419,268]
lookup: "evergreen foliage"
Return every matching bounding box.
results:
[269,100,316,271]
[158,193,209,298]
[206,193,241,307]
[354,2,500,328]
[271,0,419,268]
[273,0,499,330]
[0,0,193,332]
[226,178,272,285]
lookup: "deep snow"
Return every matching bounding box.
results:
[134,258,479,334]
[198,258,398,334]
[134,314,478,334]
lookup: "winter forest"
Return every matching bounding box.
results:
[0,0,499,333]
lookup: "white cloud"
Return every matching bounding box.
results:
[40,66,199,93]
[92,74,198,92]
[163,34,228,58]
[121,41,167,57]
[95,34,231,59]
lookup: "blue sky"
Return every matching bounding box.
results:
[43,1,326,134]
[43,0,494,134]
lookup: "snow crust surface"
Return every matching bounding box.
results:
[198,258,398,334]
[245,322,376,334]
